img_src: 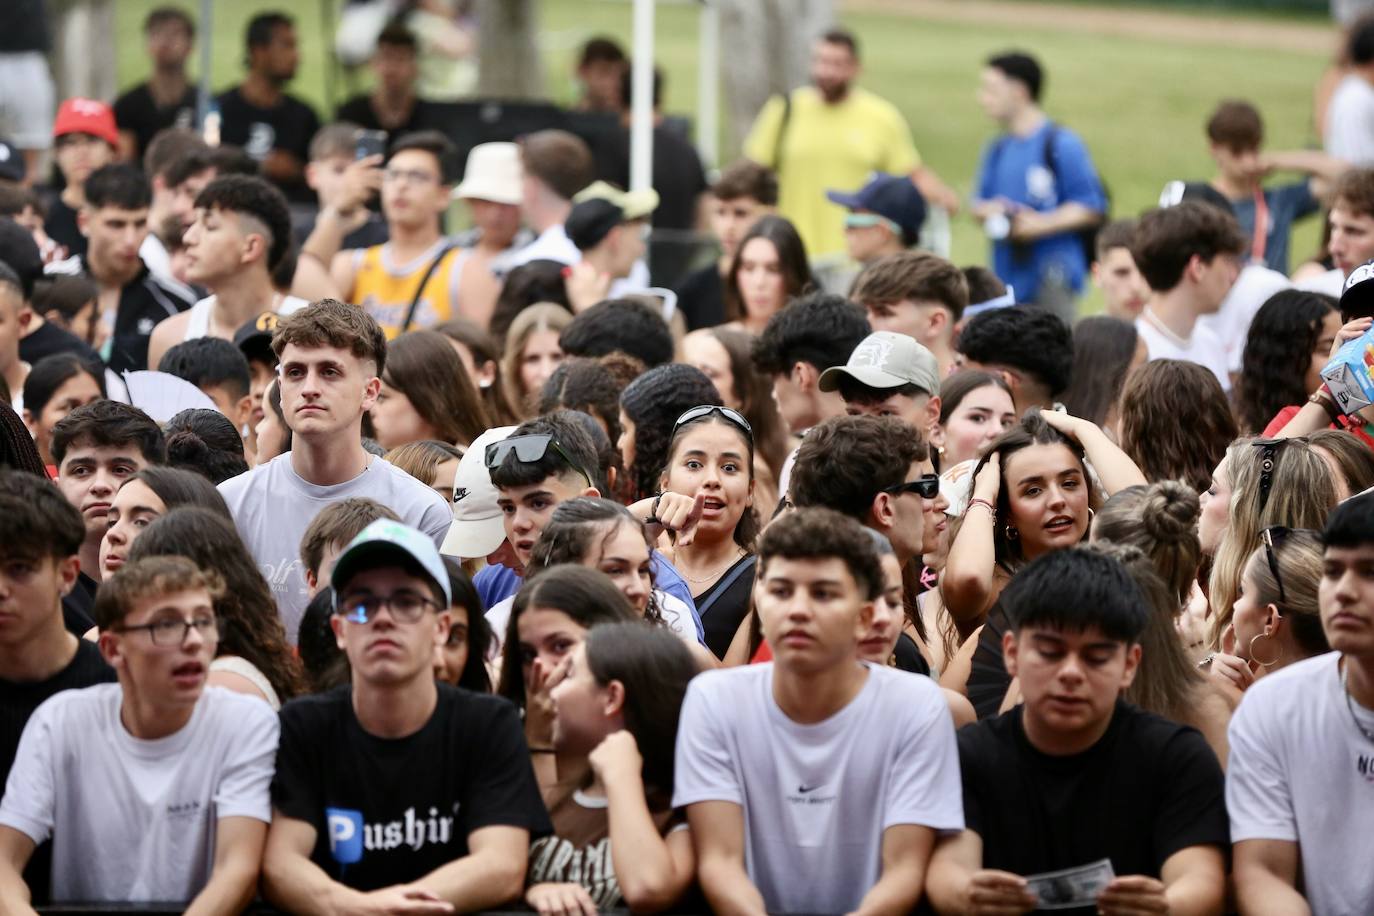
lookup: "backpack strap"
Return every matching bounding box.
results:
[400,242,457,334]
[770,91,794,173]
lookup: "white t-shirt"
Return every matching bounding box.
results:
[673,662,963,914]
[1196,263,1292,374]
[1134,313,1232,391]
[506,224,580,268]
[486,587,698,658]
[1297,267,1346,299]
[0,684,278,904]
[1326,74,1374,167]
[219,453,451,643]
[183,293,309,342]
[1226,652,1374,915]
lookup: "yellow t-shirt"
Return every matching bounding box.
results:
[349,241,467,340]
[744,86,920,261]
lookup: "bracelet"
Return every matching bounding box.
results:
[1310,387,1342,423]
[645,493,663,526]
[967,497,996,517]
[529,747,555,754]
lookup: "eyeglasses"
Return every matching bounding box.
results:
[114,615,218,646]
[382,167,438,186]
[335,591,441,625]
[843,212,902,236]
[883,474,941,499]
[484,434,593,489]
[671,405,753,439]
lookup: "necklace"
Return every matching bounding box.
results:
[1141,306,1192,349]
[1341,663,1374,744]
[673,546,745,585]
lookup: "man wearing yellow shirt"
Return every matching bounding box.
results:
[744,28,957,264]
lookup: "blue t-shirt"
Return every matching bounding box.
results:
[975,121,1106,303]
[473,552,704,642]
[1228,181,1319,276]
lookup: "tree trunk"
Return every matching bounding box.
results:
[717,0,833,154]
[476,0,544,100]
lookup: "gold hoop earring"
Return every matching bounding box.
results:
[1249,632,1283,668]
[1004,524,1019,541]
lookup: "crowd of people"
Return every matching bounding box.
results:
[1,4,1374,916]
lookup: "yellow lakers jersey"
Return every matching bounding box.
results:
[349,242,467,339]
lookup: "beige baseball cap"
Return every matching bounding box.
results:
[818,331,941,397]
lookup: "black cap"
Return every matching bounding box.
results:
[0,218,42,300]
[1342,261,1374,322]
[565,197,625,251]
[0,140,26,185]
[233,311,283,365]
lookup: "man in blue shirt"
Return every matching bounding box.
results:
[1205,99,1347,276]
[972,51,1106,320]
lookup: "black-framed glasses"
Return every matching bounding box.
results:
[335,591,441,625]
[114,615,218,646]
[883,474,941,499]
[484,434,593,489]
[672,405,753,439]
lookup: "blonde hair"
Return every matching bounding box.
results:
[1242,529,1330,659]
[1207,438,1337,649]
[500,303,574,416]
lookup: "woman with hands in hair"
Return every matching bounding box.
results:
[524,623,699,915]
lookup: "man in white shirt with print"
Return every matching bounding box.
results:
[0,555,278,911]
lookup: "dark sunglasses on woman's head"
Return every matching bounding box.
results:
[883,474,941,499]
[484,434,593,489]
[1259,525,1319,608]
[672,405,753,439]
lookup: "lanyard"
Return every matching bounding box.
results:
[1250,186,1268,264]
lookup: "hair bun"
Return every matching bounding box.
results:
[1140,479,1200,542]
[165,428,210,463]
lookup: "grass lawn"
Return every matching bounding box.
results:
[115,0,1334,309]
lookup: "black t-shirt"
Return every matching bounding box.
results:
[0,637,115,904]
[43,198,84,260]
[271,683,552,891]
[335,95,436,151]
[19,319,101,367]
[968,600,1013,720]
[0,0,49,52]
[675,263,726,331]
[112,83,198,164]
[695,554,755,659]
[59,571,99,637]
[216,87,321,204]
[53,256,194,373]
[893,632,931,676]
[958,701,1228,910]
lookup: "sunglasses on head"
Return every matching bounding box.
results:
[672,405,753,439]
[484,434,593,489]
[1259,526,1319,608]
[883,473,941,499]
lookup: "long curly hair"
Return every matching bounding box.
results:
[1235,290,1337,435]
[619,364,722,502]
[129,507,306,701]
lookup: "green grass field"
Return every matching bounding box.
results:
[115,0,1336,307]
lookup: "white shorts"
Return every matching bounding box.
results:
[0,52,54,150]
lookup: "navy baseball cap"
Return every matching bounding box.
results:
[826,173,927,241]
[0,140,24,185]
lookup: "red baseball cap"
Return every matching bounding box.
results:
[53,98,118,148]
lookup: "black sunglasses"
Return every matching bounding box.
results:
[1260,525,1289,606]
[484,434,593,489]
[672,405,753,439]
[883,473,941,499]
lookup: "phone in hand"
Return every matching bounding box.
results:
[355,129,387,161]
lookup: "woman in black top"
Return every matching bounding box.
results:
[648,406,760,658]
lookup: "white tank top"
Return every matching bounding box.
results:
[209,655,281,710]
[183,294,311,342]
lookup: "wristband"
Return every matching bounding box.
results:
[967,497,997,517]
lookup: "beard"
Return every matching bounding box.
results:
[815,78,850,103]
